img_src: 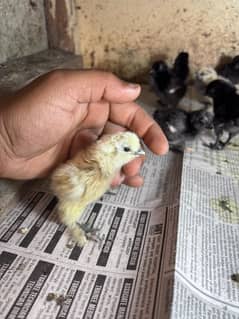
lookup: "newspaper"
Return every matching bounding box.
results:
[0,132,239,318]
[0,149,182,319]
[170,135,239,319]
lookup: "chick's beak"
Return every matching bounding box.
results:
[207,123,213,129]
[134,149,145,156]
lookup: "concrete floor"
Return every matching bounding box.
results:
[0,49,82,93]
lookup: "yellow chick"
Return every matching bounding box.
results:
[51,131,145,246]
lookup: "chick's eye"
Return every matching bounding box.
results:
[123,146,131,152]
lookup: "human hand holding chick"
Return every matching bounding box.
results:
[0,70,168,185]
[0,69,168,246]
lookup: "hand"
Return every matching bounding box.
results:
[0,70,168,186]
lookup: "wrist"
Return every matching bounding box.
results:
[0,105,14,179]
[0,139,10,179]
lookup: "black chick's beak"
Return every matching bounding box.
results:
[207,123,213,129]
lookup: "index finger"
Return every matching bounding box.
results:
[48,70,141,103]
[109,102,169,154]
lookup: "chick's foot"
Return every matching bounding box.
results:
[208,141,225,150]
[78,223,102,243]
[70,226,88,247]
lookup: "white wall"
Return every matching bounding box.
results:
[72,0,239,78]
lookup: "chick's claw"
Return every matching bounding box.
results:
[209,141,225,150]
[78,223,102,243]
[70,226,88,247]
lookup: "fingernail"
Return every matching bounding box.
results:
[127,83,140,90]
[111,173,125,187]
[118,173,126,184]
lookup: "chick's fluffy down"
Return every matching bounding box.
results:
[51,132,144,245]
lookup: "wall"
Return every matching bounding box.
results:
[0,0,48,64]
[44,0,76,52]
[71,0,239,79]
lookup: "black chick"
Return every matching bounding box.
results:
[216,55,239,84]
[150,60,171,98]
[153,108,213,152]
[150,52,189,108]
[173,51,189,83]
[205,79,239,149]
